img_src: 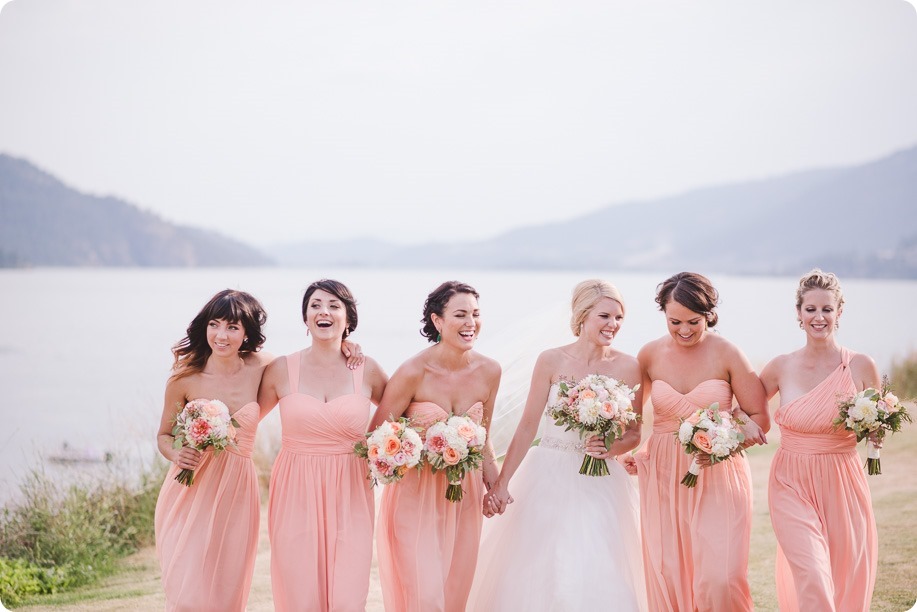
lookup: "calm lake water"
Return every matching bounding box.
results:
[2,267,916,501]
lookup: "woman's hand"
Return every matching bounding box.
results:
[735,407,767,447]
[173,446,203,471]
[341,340,364,370]
[483,481,513,517]
[584,434,612,459]
[617,453,638,476]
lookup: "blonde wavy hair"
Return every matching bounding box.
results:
[570,279,625,336]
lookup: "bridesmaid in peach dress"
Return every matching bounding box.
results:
[761,269,879,612]
[259,279,387,612]
[370,281,502,612]
[155,289,273,612]
[630,272,769,612]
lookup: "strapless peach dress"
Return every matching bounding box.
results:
[768,348,877,612]
[376,401,485,612]
[155,401,261,612]
[269,354,374,612]
[635,379,753,612]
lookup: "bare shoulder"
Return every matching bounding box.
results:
[637,336,665,364]
[472,351,502,379]
[391,350,429,382]
[849,350,879,384]
[245,350,275,370]
[362,355,387,376]
[611,350,640,374]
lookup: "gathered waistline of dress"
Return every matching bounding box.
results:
[778,429,857,455]
[279,441,359,456]
[538,436,585,454]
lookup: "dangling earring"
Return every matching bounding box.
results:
[306,328,310,336]
[835,320,840,330]
[436,332,442,343]
[798,320,803,329]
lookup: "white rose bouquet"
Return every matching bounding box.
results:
[549,374,640,476]
[423,415,488,502]
[833,376,911,475]
[354,418,423,486]
[676,403,745,488]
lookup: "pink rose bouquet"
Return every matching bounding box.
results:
[171,398,239,486]
[354,418,423,486]
[423,415,488,502]
[833,375,911,475]
[676,403,745,487]
[549,374,640,476]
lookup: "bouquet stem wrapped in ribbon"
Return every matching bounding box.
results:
[833,375,911,475]
[549,374,640,477]
[676,403,745,488]
[354,418,423,486]
[171,399,239,487]
[423,415,488,502]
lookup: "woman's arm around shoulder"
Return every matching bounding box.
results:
[367,354,425,430]
[362,355,389,407]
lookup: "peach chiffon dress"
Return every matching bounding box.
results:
[635,379,753,612]
[768,348,877,612]
[269,353,374,612]
[155,401,261,612]
[376,401,485,612]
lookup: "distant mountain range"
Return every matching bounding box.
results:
[0,154,273,267]
[2,147,916,277]
[275,145,917,279]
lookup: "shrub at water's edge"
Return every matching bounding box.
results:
[890,352,917,401]
[0,459,167,608]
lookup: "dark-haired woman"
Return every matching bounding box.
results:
[258,279,387,612]
[631,272,769,611]
[155,289,273,611]
[371,281,502,612]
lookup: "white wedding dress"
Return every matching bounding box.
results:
[468,383,647,611]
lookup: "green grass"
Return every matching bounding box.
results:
[0,459,166,609]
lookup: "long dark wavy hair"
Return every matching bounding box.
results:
[655,271,720,328]
[170,289,267,380]
[302,279,358,339]
[420,281,480,343]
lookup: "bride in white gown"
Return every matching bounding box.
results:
[468,280,647,611]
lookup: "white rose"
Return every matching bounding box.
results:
[678,421,695,444]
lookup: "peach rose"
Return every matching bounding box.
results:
[687,412,701,425]
[457,422,477,442]
[692,430,713,454]
[383,435,402,455]
[884,393,900,413]
[443,446,461,465]
[581,389,597,401]
[368,444,381,460]
[389,421,403,432]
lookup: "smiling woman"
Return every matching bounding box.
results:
[256,279,388,612]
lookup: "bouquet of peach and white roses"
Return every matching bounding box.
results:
[549,374,640,476]
[423,415,488,502]
[354,418,424,486]
[171,398,239,486]
[833,376,911,475]
[676,403,745,487]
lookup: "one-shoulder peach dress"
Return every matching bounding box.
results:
[768,348,877,612]
[635,379,753,612]
[269,353,374,612]
[155,401,261,612]
[376,401,485,612]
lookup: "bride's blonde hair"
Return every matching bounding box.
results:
[570,279,625,336]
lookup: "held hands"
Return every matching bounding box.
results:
[341,340,365,370]
[617,453,638,476]
[173,446,203,471]
[483,481,513,518]
[735,408,767,448]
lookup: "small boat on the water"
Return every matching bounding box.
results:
[47,442,113,464]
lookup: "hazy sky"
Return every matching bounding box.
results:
[2,0,916,248]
